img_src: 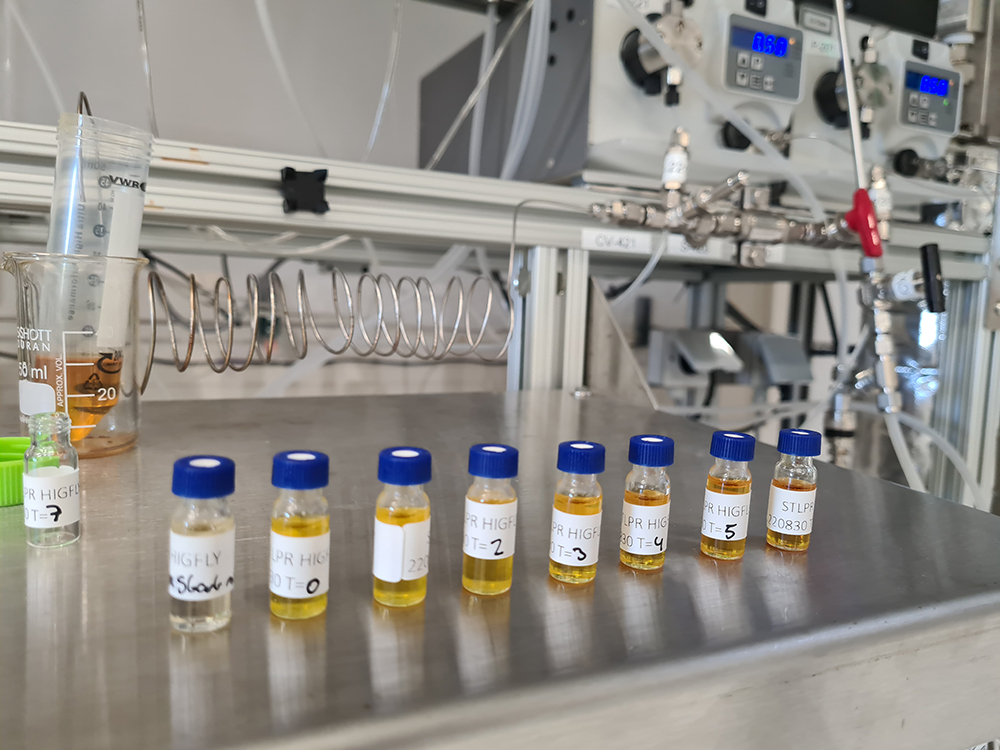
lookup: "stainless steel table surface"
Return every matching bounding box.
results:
[1,391,999,750]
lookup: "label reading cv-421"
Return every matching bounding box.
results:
[23,466,80,529]
[620,499,670,554]
[549,507,602,566]
[463,498,517,560]
[168,528,236,601]
[701,488,751,541]
[766,485,816,535]
[270,530,331,598]
[372,518,431,583]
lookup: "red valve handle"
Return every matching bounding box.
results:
[844,188,883,258]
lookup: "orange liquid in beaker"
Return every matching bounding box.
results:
[34,352,123,443]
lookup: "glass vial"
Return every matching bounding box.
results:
[270,451,331,619]
[701,431,755,561]
[549,441,605,585]
[169,456,237,633]
[372,447,432,608]
[23,412,81,548]
[462,444,519,596]
[620,435,673,571]
[766,429,821,552]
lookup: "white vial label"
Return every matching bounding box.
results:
[549,506,602,567]
[463,498,517,560]
[701,488,751,541]
[270,530,331,599]
[168,528,236,602]
[620,499,670,555]
[23,466,80,529]
[372,517,431,583]
[767,485,817,536]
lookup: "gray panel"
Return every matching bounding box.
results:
[726,14,804,100]
[1,392,1000,748]
[900,61,961,134]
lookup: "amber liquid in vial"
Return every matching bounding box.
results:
[766,477,815,552]
[170,518,234,633]
[271,515,330,619]
[373,505,430,607]
[700,474,752,560]
[462,500,515,597]
[620,488,669,570]
[549,492,601,584]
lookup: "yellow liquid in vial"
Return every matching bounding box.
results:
[36,353,122,444]
[701,474,752,560]
[549,492,601,585]
[270,515,330,620]
[620,488,669,571]
[462,497,515,595]
[373,505,430,608]
[766,477,815,552]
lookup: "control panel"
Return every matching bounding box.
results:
[899,61,960,134]
[725,15,803,101]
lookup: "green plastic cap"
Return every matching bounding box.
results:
[0,438,31,507]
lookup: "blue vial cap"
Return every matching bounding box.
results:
[629,434,674,467]
[469,444,519,479]
[777,428,822,457]
[557,441,606,474]
[710,431,756,462]
[378,447,432,486]
[172,455,236,499]
[272,450,330,490]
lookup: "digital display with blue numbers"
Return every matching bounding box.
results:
[731,27,788,57]
[905,70,949,97]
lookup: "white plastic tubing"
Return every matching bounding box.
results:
[500,0,551,179]
[884,411,927,493]
[468,1,499,177]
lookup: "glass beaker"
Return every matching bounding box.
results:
[3,252,148,458]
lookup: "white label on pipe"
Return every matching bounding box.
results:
[168,528,236,602]
[270,530,331,599]
[463,498,517,560]
[620,499,670,555]
[662,152,688,186]
[766,486,817,536]
[549,506,602,567]
[372,517,431,583]
[665,234,729,261]
[23,466,80,528]
[580,228,653,255]
[701,488,751,541]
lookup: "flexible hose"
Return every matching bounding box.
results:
[424,0,535,171]
[363,0,403,162]
[853,402,985,508]
[610,238,666,309]
[8,0,64,115]
[468,1,498,177]
[613,0,826,223]
[500,0,550,180]
[254,0,328,158]
[884,411,927,493]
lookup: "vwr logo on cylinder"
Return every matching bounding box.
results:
[99,175,146,192]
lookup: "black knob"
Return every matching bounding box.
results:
[920,243,946,313]
[722,121,751,150]
[894,149,921,177]
[665,83,680,106]
[619,16,663,96]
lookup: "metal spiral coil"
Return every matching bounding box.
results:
[141,268,514,394]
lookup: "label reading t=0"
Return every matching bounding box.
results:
[270,530,331,599]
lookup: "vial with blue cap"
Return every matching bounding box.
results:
[620,435,674,571]
[168,455,237,632]
[372,447,432,607]
[462,444,519,596]
[766,429,821,552]
[270,451,331,620]
[701,431,755,560]
[549,441,605,584]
